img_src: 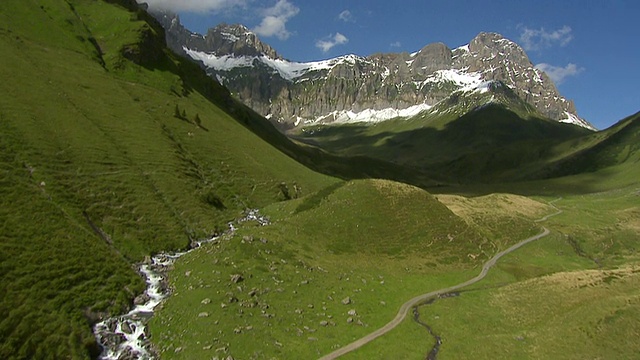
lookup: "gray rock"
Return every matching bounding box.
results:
[153,14,589,128]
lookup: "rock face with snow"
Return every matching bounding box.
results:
[153,12,593,130]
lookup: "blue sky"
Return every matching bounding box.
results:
[145,0,639,130]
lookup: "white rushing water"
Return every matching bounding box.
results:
[93,249,195,359]
[93,209,270,360]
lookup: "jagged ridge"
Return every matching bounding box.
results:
[153,12,593,130]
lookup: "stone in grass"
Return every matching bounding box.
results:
[201,298,211,305]
[230,274,244,283]
[319,320,329,327]
[198,312,209,317]
[341,297,351,305]
[347,309,357,316]
[346,317,354,323]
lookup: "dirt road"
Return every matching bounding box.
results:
[319,226,553,359]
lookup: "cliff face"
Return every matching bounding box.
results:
[153,12,591,129]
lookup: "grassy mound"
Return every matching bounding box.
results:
[149,179,552,359]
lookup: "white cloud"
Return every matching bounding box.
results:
[253,0,300,40]
[338,10,353,22]
[316,33,349,53]
[390,41,402,48]
[535,63,584,84]
[142,0,245,13]
[519,25,573,51]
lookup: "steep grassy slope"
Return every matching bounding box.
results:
[0,0,336,357]
[149,179,551,359]
[524,111,640,180]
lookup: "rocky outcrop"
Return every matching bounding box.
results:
[152,12,591,129]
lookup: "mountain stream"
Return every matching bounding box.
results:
[92,210,269,360]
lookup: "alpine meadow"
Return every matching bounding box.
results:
[0,1,638,360]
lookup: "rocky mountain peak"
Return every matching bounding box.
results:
[151,13,593,130]
[205,23,281,59]
[412,42,452,74]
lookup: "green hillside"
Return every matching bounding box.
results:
[149,179,549,359]
[295,101,592,185]
[0,0,336,357]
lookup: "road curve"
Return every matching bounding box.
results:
[319,201,562,360]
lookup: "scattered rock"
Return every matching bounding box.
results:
[515,335,525,341]
[347,309,357,316]
[121,321,134,334]
[174,347,183,353]
[133,293,150,305]
[198,312,209,318]
[185,271,192,277]
[233,327,242,334]
[341,297,351,305]
[203,345,212,350]
[230,274,244,283]
[248,288,258,297]
[308,337,318,341]
[307,304,314,309]
[346,317,354,323]
[319,320,329,327]
[201,298,211,305]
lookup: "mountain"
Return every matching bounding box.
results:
[153,12,593,130]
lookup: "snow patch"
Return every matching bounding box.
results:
[185,49,368,81]
[559,111,596,130]
[185,48,253,70]
[313,103,432,124]
[220,32,239,42]
[421,69,483,91]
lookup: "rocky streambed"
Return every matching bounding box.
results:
[93,210,270,359]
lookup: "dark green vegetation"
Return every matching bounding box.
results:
[1,0,639,359]
[293,84,602,185]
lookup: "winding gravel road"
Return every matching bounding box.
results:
[319,200,562,360]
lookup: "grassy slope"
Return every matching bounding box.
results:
[295,104,592,185]
[149,179,552,359]
[0,0,336,358]
[422,186,640,360]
